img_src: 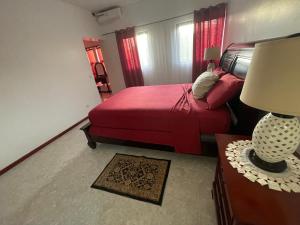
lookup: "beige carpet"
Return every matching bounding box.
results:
[0,121,218,225]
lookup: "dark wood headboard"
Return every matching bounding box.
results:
[220,33,300,135]
[219,43,267,135]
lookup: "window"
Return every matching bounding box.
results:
[135,17,194,85]
[176,22,194,64]
[136,32,151,70]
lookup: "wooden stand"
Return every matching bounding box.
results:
[213,134,300,225]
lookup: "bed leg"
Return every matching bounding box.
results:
[87,140,96,149]
[80,122,96,149]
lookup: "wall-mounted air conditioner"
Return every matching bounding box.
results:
[93,7,122,24]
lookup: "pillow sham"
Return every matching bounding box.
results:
[206,73,244,109]
[192,71,219,99]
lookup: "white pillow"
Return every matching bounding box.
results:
[192,71,219,99]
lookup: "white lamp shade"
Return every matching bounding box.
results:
[240,37,300,116]
[204,47,220,60]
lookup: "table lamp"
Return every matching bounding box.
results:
[204,47,220,72]
[240,37,300,173]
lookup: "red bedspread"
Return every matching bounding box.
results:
[89,84,231,154]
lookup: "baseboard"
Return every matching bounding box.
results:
[0,117,88,176]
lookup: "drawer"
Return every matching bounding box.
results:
[213,164,233,225]
[213,181,225,225]
[218,166,234,220]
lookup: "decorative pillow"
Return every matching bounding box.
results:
[192,71,219,99]
[206,74,244,109]
[213,67,226,77]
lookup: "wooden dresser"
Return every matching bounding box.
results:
[213,134,300,225]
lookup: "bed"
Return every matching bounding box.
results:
[81,43,265,154]
[88,83,231,154]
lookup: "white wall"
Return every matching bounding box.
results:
[224,0,300,47]
[99,0,224,93]
[101,34,126,93]
[99,0,224,35]
[0,0,101,170]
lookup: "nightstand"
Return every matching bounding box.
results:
[213,134,300,225]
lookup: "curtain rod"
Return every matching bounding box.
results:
[101,11,193,36]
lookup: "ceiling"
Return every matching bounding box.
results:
[62,0,142,12]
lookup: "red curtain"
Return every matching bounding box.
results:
[192,3,226,81]
[115,27,144,87]
[87,49,96,63]
[96,48,104,63]
[86,49,97,77]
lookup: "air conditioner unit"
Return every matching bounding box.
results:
[93,7,122,24]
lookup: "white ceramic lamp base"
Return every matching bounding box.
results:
[250,113,300,173]
[207,62,215,72]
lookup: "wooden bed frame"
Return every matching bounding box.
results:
[81,42,268,150]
